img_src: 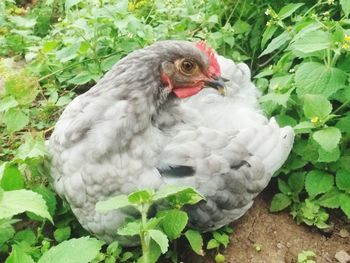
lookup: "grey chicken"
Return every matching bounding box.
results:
[49,40,294,245]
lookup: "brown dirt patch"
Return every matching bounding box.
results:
[184,193,350,263]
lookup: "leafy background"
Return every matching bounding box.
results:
[1,0,350,262]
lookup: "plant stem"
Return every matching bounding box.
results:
[140,204,150,263]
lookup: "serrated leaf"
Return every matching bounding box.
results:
[16,135,47,160]
[0,189,52,222]
[161,210,188,240]
[0,97,18,112]
[288,172,305,194]
[213,231,229,247]
[340,193,350,218]
[317,188,340,208]
[67,72,92,85]
[260,31,291,57]
[96,194,130,212]
[336,169,350,192]
[341,0,350,16]
[101,55,121,71]
[270,193,291,212]
[261,25,278,49]
[290,30,332,53]
[303,94,332,119]
[3,108,29,134]
[5,244,34,263]
[117,221,140,236]
[336,116,350,133]
[207,239,220,249]
[313,127,341,152]
[184,230,204,256]
[149,230,168,254]
[5,76,38,105]
[318,146,340,163]
[38,237,104,263]
[56,43,80,63]
[65,0,83,10]
[295,62,347,98]
[54,226,71,243]
[305,170,334,198]
[278,3,304,20]
[128,189,154,204]
[13,229,36,245]
[154,186,203,206]
[31,186,57,217]
[0,165,24,191]
[278,179,291,195]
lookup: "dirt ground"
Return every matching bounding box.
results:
[185,192,350,263]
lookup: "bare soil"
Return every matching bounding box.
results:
[184,192,350,263]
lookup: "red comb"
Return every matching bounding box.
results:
[196,41,220,76]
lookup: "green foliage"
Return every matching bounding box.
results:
[257,1,350,229]
[97,186,204,263]
[297,250,316,263]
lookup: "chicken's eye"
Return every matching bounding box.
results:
[180,59,196,74]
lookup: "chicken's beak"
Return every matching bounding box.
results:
[204,76,228,96]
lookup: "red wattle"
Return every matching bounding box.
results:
[173,86,202,98]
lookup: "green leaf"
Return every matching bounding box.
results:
[288,172,305,194]
[213,231,229,247]
[0,97,18,112]
[5,244,34,263]
[101,55,121,71]
[305,170,334,198]
[56,43,81,63]
[128,189,154,204]
[336,169,350,192]
[295,62,347,98]
[260,31,291,57]
[67,72,92,85]
[0,165,24,191]
[148,230,168,254]
[3,108,29,134]
[154,186,203,206]
[95,195,130,212]
[336,116,350,133]
[270,193,291,212]
[13,229,36,245]
[0,189,52,222]
[340,193,350,218]
[278,179,291,195]
[161,210,188,240]
[184,229,204,256]
[65,0,83,10]
[5,76,38,105]
[31,186,57,217]
[318,146,340,163]
[341,0,350,16]
[207,239,220,249]
[278,3,304,20]
[54,226,71,243]
[117,221,140,236]
[261,25,278,49]
[16,135,47,160]
[38,237,104,263]
[313,127,341,152]
[233,20,251,34]
[8,16,36,28]
[318,188,340,208]
[303,94,332,119]
[290,30,332,53]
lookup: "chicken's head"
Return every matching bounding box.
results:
[157,41,226,99]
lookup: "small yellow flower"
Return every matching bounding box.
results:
[345,35,350,43]
[342,43,349,50]
[328,0,334,4]
[311,117,319,123]
[265,8,271,16]
[266,21,272,27]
